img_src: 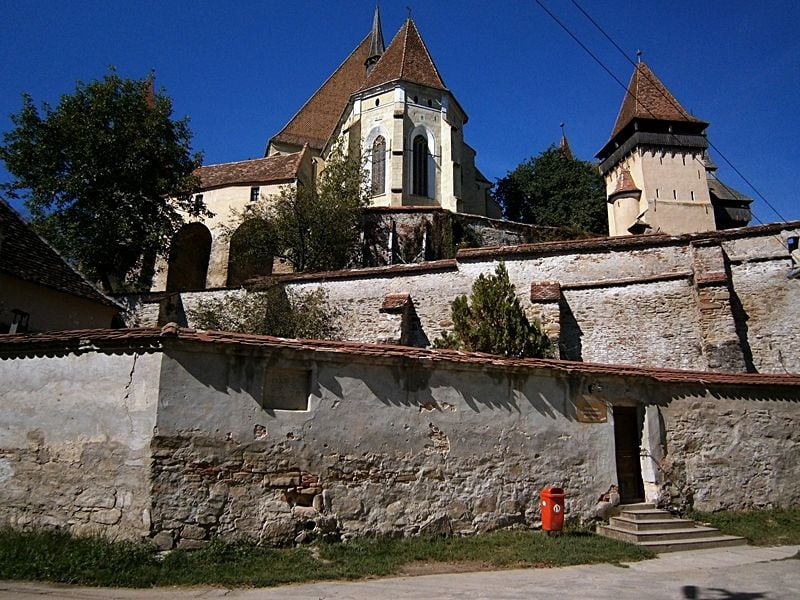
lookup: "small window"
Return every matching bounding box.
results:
[250,186,260,202]
[656,188,660,198]
[673,189,677,200]
[427,99,432,107]
[375,98,380,107]
[195,193,204,203]
[691,190,695,201]
[413,95,418,103]
[262,368,311,411]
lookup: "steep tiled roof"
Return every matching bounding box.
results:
[610,170,641,197]
[269,34,373,150]
[0,198,119,308]
[609,62,706,141]
[362,18,446,91]
[195,149,305,190]
[2,325,800,390]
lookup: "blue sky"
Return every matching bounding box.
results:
[1,1,798,225]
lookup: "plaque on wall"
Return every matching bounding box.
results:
[575,396,608,423]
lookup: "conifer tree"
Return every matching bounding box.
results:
[434,262,551,358]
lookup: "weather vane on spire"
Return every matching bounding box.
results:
[636,49,643,63]
[406,6,412,18]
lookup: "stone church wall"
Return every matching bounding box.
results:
[150,344,618,548]
[656,389,800,512]
[0,351,161,539]
[0,335,798,546]
[122,223,800,375]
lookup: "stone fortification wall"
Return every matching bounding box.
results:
[0,332,798,547]
[656,389,800,512]
[122,223,800,376]
[150,343,617,548]
[0,351,161,539]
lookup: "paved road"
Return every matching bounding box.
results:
[1,545,798,600]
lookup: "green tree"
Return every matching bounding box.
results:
[0,71,206,291]
[492,145,607,235]
[188,283,341,340]
[434,262,551,358]
[231,141,369,273]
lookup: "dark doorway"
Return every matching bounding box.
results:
[613,406,644,503]
[166,223,212,291]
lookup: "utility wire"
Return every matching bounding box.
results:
[563,0,789,225]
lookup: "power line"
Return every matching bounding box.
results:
[562,0,789,224]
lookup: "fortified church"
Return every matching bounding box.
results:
[1,7,798,552]
[153,8,756,294]
[152,8,498,292]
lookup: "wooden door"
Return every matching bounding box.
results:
[614,406,644,503]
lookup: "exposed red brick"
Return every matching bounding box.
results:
[695,271,729,287]
[380,293,411,313]
[530,281,561,303]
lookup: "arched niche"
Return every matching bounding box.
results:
[166,222,212,292]
[226,219,274,288]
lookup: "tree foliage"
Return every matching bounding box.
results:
[0,71,206,291]
[492,145,607,235]
[187,283,341,340]
[230,141,369,274]
[434,262,551,358]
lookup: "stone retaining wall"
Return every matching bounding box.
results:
[0,352,160,539]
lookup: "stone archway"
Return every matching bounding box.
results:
[226,219,273,288]
[166,223,212,291]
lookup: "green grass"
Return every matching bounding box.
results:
[687,508,800,546]
[0,527,652,588]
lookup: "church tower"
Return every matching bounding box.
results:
[596,61,716,236]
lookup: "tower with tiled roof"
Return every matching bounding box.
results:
[597,61,718,236]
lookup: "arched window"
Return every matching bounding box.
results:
[412,134,428,196]
[166,223,212,291]
[226,219,273,287]
[371,135,386,195]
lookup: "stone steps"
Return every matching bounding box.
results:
[596,503,747,553]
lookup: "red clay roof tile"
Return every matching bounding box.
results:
[270,34,373,151]
[609,62,707,141]
[195,150,304,190]
[362,18,446,91]
[2,326,799,390]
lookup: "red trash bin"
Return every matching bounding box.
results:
[540,487,565,531]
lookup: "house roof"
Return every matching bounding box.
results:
[608,62,707,142]
[361,18,446,91]
[195,149,305,190]
[0,198,120,309]
[2,324,800,391]
[269,34,374,151]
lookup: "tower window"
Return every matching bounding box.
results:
[250,186,260,202]
[371,135,386,195]
[673,189,677,200]
[691,190,695,201]
[412,134,429,196]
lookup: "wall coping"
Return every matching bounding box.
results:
[2,326,799,390]
[456,221,800,261]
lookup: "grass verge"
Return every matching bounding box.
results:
[688,508,800,546]
[0,527,652,588]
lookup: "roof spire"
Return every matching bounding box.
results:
[559,122,573,160]
[636,49,642,63]
[365,4,385,74]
